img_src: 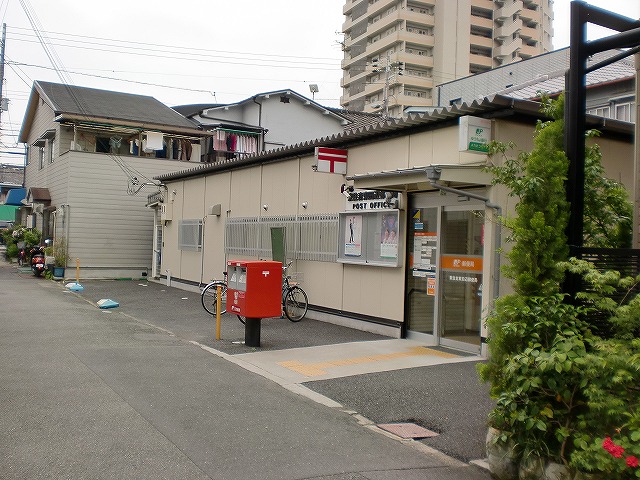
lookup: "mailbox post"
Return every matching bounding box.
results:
[226,260,282,347]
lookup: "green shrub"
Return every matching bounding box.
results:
[6,243,18,259]
[479,96,638,476]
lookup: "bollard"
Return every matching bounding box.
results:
[244,318,261,347]
[75,258,80,283]
[215,284,222,340]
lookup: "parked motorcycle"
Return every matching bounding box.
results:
[30,246,46,277]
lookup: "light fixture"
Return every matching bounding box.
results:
[263,204,269,211]
[301,202,308,209]
[341,184,354,198]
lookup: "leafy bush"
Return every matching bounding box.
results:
[479,96,639,477]
[6,243,18,259]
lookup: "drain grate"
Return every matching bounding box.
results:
[377,422,439,439]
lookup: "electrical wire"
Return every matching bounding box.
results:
[17,0,71,85]
[15,0,164,194]
[8,61,217,95]
[9,37,342,70]
[7,30,342,68]
[8,26,343,63]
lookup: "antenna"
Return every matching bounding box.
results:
[309,84,319,100]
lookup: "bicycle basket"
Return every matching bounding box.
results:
[287,272,304,286]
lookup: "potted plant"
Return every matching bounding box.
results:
[52,237,68,280]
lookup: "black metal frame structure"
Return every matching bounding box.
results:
[564,1,640,297]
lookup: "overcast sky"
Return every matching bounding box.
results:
[1,0,638,165]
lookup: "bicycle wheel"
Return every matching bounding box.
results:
[284,286,308,322]
[201,281,227,315]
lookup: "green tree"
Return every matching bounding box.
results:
[478,95,637,473]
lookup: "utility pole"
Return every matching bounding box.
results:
[382,54,390,119]
[0,23,5,126]
[372,54,403,119]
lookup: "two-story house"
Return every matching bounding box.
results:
[18,81,208,279]
[173,89,382,162]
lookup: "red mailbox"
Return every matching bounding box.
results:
[226,260,282,318]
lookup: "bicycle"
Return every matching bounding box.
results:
[201,262,308,323]
[201,272,248,324]
[281,261,308,322]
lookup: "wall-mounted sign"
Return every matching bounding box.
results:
[441,255,483,272]
[459,116,491,153]
[345,190,401,212]
[314,147,348,174]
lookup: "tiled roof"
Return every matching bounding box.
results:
[328,108,385,131]
[0,165,24,185]
[156,94,633,183]
[172,104,222,117]
[34,81,197,130]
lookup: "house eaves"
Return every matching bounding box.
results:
[55,114,207,138]
[201,89,351,125]
[155,94,634,184]
[20,80,202,142]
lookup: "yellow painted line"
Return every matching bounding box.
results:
[278,346,459,377]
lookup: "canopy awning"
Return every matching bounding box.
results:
[346,164,492,192]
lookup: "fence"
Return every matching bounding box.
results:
[225,214,338,263]
[575,247,640,338]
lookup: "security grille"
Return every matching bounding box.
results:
[179,219,203,251]
[225,214,338,262]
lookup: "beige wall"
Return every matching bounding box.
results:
[160,115,635,331]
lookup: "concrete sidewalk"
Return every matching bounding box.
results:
[62,277,494,466]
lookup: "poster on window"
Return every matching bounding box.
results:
[412,232,437,270]
[344,215,362,256]
[380,213,398,259]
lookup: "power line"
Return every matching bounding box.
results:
[8,61,217,96]
[8,25,343,63]
[7,30,342,68]
[9,37,342,70]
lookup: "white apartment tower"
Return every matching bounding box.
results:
[340,0,554,117]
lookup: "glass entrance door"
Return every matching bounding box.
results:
[406,207,439,337]
[439,208,483,351]
[406,193,484,353]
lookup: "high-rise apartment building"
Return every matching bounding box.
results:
[340,0,554,117]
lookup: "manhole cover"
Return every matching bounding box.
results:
[377,423,439,439]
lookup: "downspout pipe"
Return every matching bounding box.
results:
[252,96,264,152]
[425,167,501,300]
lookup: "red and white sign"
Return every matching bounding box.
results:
[315,147,348,174]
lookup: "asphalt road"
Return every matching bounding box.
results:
[0,261,492,479]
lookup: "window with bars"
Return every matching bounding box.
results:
[225,214,338,262]
[179,219,203,251]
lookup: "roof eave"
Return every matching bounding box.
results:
[54,113,207,137]
[17,84,41,143]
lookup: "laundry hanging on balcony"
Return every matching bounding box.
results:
[143,131,164,152]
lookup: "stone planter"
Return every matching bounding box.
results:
[486,427,519,480]
[486,428,576,480]
[544,461,573,480]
